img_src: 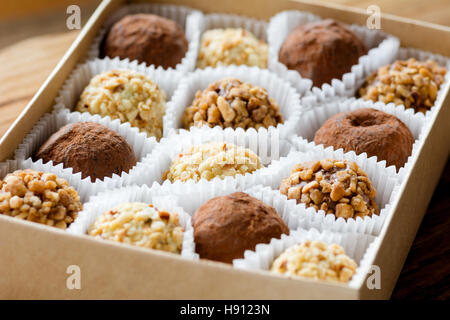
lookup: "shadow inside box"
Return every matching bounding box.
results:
[391,157,450,300]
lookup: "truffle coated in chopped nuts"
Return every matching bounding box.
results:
[75,69,166,139]
[196,28,268,68]
[182,78,283,130]
[0,169,82,229]
[314,108,415,169]
[34,122,136,182]
[101,14,188,69]
[270,241,357,283]
[280,159,379,219]
[192,192,289,263]
[278,19,367,87]
[163,142,262,182]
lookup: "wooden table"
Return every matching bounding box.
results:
[0,4,449,300]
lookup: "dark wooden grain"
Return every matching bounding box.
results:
[391,158,450,300]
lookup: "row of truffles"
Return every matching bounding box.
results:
[99,12,447,114]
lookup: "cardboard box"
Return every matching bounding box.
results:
[0,0,449,299]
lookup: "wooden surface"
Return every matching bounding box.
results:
[0,0,449,300]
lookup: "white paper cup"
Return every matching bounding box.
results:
[164,65,303,139]
[54,57,183,138]
[67,184,197,260]
[232,227,377,288]
[294,97,429,179]
[126,126,294,189]
[87,3,202,73]
[263,140,401,235]
[267,10,400,97]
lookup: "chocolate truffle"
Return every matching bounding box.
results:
[0,169,82,229]
[163,142,262,183]
[75,69,166,140]
[88,202,184,253]
[280,159,379,220]
[270,241,357,283]
[197,28,268,68]
[278,19,367,87]
[314,108,414,169]
[102,14,188,69]
[182,78,283,130]
[34,122,137,182]
[193,192,289,263]
[358,58,447,113]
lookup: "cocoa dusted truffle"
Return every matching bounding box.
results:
[314,108,414,169]
[34,122,137,182]
[101,14,188,69]
[193,192,289,263]
[278,19,367,87]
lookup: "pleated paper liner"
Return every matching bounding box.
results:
[86,3,202,73]
[13,108,157,192]
[263,139,402,235]
[164,65,304,139]
[267,10,400,97]
[67,184,198,260]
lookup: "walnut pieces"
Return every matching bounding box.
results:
[280,159,379,219]
[0,169,82,229]
[75,69,166,140]
[270,241,357,283]
[88,202,184,254]
[358,58,447,113]
[163,142,262,182]
[196,28,268,69]
[182,78,284,131]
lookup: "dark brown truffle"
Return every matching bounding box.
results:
[192,192,289,264]
[34,122,137,182]
[313,108,414,169]
[101,13,188,69]
[279,19,367,87]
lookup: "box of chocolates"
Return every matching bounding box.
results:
[0,0,449,299]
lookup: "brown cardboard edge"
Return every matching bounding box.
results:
[0,0,449,299]
[0,213,358,299]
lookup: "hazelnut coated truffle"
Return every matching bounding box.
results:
[358,58,447,113]
[196,28,268,69]
[278,19,367,87]
[280,159,379,220]
[34,122,136,182]
[314,108,414,169]
[102,14,188,69]
[0,169,82,229]
[192,192,289,263]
